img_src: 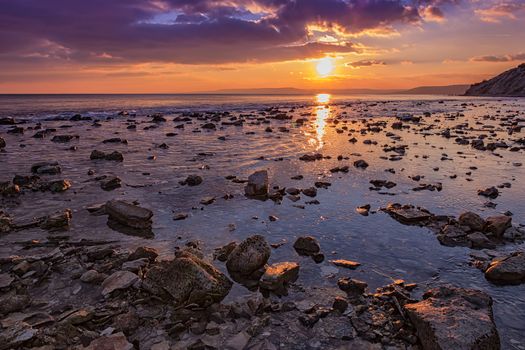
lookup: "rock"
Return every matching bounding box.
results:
[485,252,525,285]
[51,134,77,143]
[437,225,469,247]
[385,203,432,224]
[259,262,300,295]
[478,186,499,199]
[302,187,317,197]
[0,292,31,315]
[405,285,500,350]
[80,270,107,284]
[485,215,512,237]
[225,331,251,350]
[332,296,348,313]
[244,170,269,197]
[101,176,122,191]
[181,175,203,186]
[0,137,5,149]
[330,259,360,269]
[293,236,320,256]
[48,179,72,193]
[0,212,12,233]
[31,161,61,175]
[84,332,133,350]
[144,251,232,307]
[200,196,215,205]
[0,273,14,288]
[337,278,367,300]
[458,212,485,232]
[90,150,124,162]
[128,246,158,262]
[101,271,139,296]
[39,209,72,231]
[214,242,237,262]
[467,232,496,249]
[105,200,153,229]
[226,235,270,282]
[122,259,149,273]
[353,159,369,168]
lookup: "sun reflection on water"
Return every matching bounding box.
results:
[307,94,331,150]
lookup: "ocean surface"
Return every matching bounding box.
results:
[1,93,524,348]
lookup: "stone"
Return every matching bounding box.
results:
[127,247,156,263]
[478,186,499,199]
[0,137,5,149]
[225,331,251,350]
[485,252,525,285]
[39,209,72,231]
[90,150,124,162]
[458,212,485,232]
[144,251,232,307]
[84,332,133,350]
[122,258,149,273]
[105,200,153,229]
[0,273,14,288]
[485,216,512,237]
[48,179,72,193]
[182,175,203,186]
[101,176,122,191]
[213,242,237,262]
[101,271,139,296]
[302,187,317,197]
[293,236,320,256]
[31,161,61,175]
[385,203,432,224]
[226,235,271,277]
[0,212,12,233]
[338,278,367,299]
[354,159,369,168]
[330,259,361,269]
[332,296,348,313]
[404,285,500,350]
[244,170,269,197]
[80,270,107,284]
[437,225,469,247]
[259,262,300,295]
[467,232,496,249]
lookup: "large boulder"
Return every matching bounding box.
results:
[404,285,500,350]
[144,251,232,307]
[105,200,153,229]
[244,170,269,197]
[458,212,485,232]
[226,235,271,278]
[485,252,525,285]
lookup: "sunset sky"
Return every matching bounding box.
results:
[1,0,524,93]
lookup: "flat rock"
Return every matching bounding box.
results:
[405,285,500,350]
[105,200,153,229]
[101,271,139,296]
[330,259,361,269]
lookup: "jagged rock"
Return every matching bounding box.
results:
[405,285,500,350]
[101,271,139,296]
[485,216,512,238]
[105,200,153,229]
[259,262,300,296]
[226,235,270,277]
[84,332,133,350]
[39,209,72,231]
[485,252,525,285]
[144,251,232,307]
[244,170,269,197]
[293,236,320,256]
[458,212,485,232]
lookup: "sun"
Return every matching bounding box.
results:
[316,57,334,77]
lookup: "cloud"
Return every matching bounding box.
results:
[346,59,387,67]
[470,52,525,62]
[474,1,525,23]
[0,0,459,66]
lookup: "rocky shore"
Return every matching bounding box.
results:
[1,96,524,349]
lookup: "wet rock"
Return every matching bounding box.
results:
[293,236,320,256]
[245,170,269,198]
[90,150,124,162]
[302,187,317,197]
[353,159,369,168]
[213,242,237,262]
[437,225,469,247]
[173,212,188,221]
[384,203,432,224]
[330,259,361,269]
[458,212,485,232]
[338,278,367,302]
[129,246,158,262]
[39,209,72,231]
[485,215,512,238]
[0,137,5,149]
[299,153,323,161]
[478,186,499,199]
[84,332,133,350]
[101,270,139,296]
[181,175,203,186]
[332,296,348,313]
[105,200,153,229]
[485,252,525,285]
[144,251,232,307]
[51,134,78,143]
[31,161,61,175]
[47,179,72,193]
[259,262,300,296]
[405,285,500,350]
[356,204,371,216]
[467,232,496,249]
[226,235,270,278]
[101,176,122,191]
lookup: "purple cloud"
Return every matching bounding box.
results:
[0,0,459,65]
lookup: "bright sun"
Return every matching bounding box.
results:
[316,57,334,77]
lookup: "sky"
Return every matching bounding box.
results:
[0,0,524,93]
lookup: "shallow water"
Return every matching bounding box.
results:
[1,94,524,348]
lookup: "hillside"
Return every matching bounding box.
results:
[465,63,525,97]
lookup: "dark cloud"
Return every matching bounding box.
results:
[0,0,459,65]
[471,53,525,62]
[346,59,387,67]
